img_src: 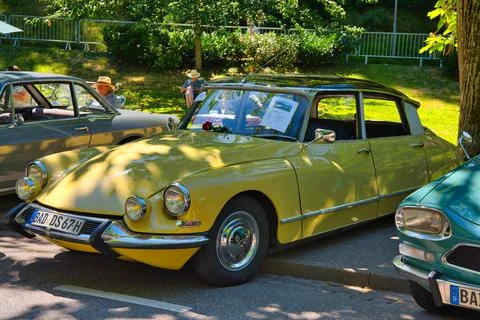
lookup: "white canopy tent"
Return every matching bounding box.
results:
[0,21,23,34]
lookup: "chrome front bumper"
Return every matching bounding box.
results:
[393,254,430,288]
[4,202,209,258]
[394,254,480,309]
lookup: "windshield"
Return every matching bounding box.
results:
[183,89,309,141]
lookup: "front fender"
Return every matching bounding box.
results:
[125,158,302,243]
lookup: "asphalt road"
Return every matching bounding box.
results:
[0,230,476,320]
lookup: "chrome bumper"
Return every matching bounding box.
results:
[4,203,209,258]
[393,254,430,288]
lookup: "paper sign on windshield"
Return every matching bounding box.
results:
[259,96,299,133]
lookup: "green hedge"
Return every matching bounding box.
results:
[103,24,361,71]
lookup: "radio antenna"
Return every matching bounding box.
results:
[241,40,290,83]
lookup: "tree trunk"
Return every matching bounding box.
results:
[457,0,480,156]
[194,25,202,70]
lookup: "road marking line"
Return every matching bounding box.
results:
[54,285,191,313]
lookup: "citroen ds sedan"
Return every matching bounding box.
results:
[0,71,178,195]
[5,75,463,286]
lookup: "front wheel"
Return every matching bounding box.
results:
[193,195,269,286]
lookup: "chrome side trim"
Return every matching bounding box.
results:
[101,220,209,249]
[303,196,379,219]
[393,255,430,289]
[380,187,418,199]
[442,243,480,276]
[0,186,15,194]
[280,215,303,224]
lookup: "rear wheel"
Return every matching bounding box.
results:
[193,195,269,286]
[409,280,443,312]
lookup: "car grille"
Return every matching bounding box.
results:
[20,205,104,236]
[445,245,480,273]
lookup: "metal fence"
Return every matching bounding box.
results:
[8,15,77,49]
[348,32,440,66]
[79,19,136,51]
[0,13,441,66]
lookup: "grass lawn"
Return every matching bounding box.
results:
[0,46,460,144]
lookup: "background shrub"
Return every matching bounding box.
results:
[103,24,352,71]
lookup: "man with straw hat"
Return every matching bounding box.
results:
[180,69,205,107]
[96,76,120,108]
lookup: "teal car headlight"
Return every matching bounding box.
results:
[395,206,451,239]
[125,196,148,221]
[26,160,48,186]
[15,177,41,201]
[163,183,191,218]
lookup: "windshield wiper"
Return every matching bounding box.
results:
[252,134,297,141]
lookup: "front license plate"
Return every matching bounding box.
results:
[30,210,85,235]
[438,280,480,311]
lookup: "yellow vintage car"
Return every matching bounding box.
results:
[5,75,462,286]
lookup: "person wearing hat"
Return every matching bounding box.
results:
[180,69,205,107]
[96,76,120,108]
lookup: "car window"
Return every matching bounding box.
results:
[305,95,357,141]
[74,84,109,116]
[363,95,408,138]
[35,83,73,108]
[16,83,76,123]
[185,89,308,141]
[11,84,38,108]
[0,88,12,125]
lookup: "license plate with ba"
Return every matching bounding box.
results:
[438,279,480,311]
[30,210,85,235]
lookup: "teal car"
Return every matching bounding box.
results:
[394,133,480,313]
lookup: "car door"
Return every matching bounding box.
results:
[290,93,379,238]
[73,83,119,146]
[362,93,428,217]
[0,82,91,192]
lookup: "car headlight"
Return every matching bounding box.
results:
[26,160,48,186]
[395,206,451,239]
[125,196,148,221]
[164,183,190,217]
[15,177,40,201]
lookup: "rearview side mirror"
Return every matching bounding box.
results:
[313,128,336,144]
[167,116,177,130]
[459,131,473,160]
[13,113,24,127]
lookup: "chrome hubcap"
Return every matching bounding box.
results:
[216,211,259,271]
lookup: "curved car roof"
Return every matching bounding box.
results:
[207,74,417,105]
[0,71,84,85]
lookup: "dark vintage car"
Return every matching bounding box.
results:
[394,133,480,313]
[6,74,463,286]
[0,71,178,195]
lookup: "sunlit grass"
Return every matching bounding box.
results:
[0,46,460,143]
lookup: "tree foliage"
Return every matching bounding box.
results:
[421,0,480,155]
[420,0,457,54]
[39,0,376,70]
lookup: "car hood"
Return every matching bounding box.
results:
[420,156,480,225]
[36,130,302,215]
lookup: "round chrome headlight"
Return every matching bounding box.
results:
[164,183,191,217]
[26,161,48,186]
[15,177,39,201]
[125,196,148,221]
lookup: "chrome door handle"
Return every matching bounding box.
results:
[357,148,371,154]
[74,127,89,132]
[410,142,424,148]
